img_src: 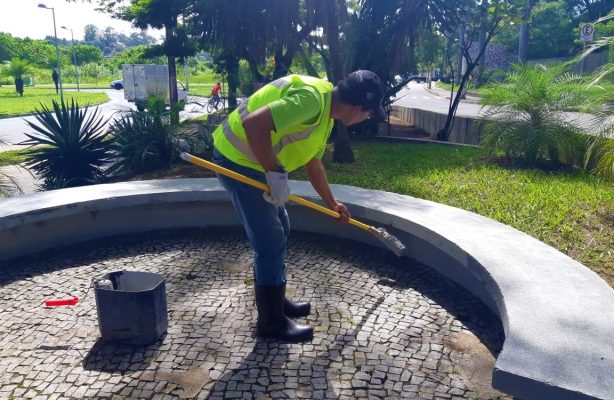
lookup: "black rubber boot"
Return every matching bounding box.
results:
[255,285,313,343]
[284,298,311,318]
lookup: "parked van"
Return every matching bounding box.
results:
[122,64,187,110]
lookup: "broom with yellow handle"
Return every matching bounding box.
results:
[180,152,406,257]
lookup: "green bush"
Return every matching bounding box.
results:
[21,99,113,190]
[480,63,597,168]
[107,92,188,175]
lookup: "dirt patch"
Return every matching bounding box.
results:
[143,366,212,398]
[446,330,509,399]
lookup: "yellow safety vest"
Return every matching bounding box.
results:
[213,75,334,173]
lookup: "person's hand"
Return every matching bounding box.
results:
[333,201,351,224]
[263,170,289,206]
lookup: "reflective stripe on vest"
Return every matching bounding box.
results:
[221,79,328,163]
[214,75,333,172]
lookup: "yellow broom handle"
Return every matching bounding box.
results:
[181,153,374,233]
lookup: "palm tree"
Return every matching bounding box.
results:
[579,11,614,179]
[480,63,598,168]
[307,0,464,160]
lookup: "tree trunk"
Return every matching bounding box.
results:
[273,50,292,79]
[475,2,488,86]
[455,24,465,83]
[518,0,536,64]
[166,25,178,124]
[227,57,240,112]
[437,63,473,141]
[168,54,178,123]
[247,58,264,82]
[323,0,354,163]
[443,36,452,79]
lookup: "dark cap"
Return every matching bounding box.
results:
[338,70,387,121]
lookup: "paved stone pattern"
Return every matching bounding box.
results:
[0,228,511,399]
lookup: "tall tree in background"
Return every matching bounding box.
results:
[191,0,317,110]
[437,0,512,141]
[563,0,613,21]
[190,0,250,111]
[84,24,99,44]
[78,0,193,115]
[320,0,355,162]
[305,0,458,162]
[518,0,538,63]
[120,0,192,114]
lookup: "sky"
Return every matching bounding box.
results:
[0,0,161,41]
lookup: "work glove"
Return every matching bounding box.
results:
[263,169,290,206]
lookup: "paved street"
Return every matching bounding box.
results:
[0,89,212,152]
[394,82,598,132]
[393,82,487,119]
[0,89,135,152]
[0,228,510,400]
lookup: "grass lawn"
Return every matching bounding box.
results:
[0,149,28,166]
[436,81,489,96]
[187,83,216,97]
[0,87,109,118]
[291,141,614,287]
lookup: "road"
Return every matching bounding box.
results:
[0,88,216,152]
[393,82,487,118]
[393,82,598,132]
[0,82,603,154]
[0,89,135,151]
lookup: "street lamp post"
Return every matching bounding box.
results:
[61,26,80,91]
[38,3,64,102]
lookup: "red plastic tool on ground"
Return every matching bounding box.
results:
[44,297,79,307]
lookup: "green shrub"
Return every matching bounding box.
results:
[107,91,192,175]
[21,99,113,190]
[480,63,596,168]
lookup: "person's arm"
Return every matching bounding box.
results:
[305,157,350,223]
[242,106,283,172]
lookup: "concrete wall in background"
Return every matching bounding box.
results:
[389,105,483,145]
[528,50,609,74]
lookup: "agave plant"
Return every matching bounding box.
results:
[20,99,112,190]
[479,63,598,168]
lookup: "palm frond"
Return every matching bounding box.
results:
[480,63,592,167]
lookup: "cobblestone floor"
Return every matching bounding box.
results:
[0,228,512,400]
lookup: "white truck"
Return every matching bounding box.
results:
[121,64,187,110]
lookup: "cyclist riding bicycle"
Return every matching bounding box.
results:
[211,81,222,102]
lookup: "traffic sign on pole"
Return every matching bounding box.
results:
[580,24,594,42]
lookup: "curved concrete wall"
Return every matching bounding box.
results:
[389,105,482,145]
[1,179,613,400]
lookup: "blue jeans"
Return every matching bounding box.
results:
[213,149,289,286]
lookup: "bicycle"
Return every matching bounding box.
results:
[206,95,224,113]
